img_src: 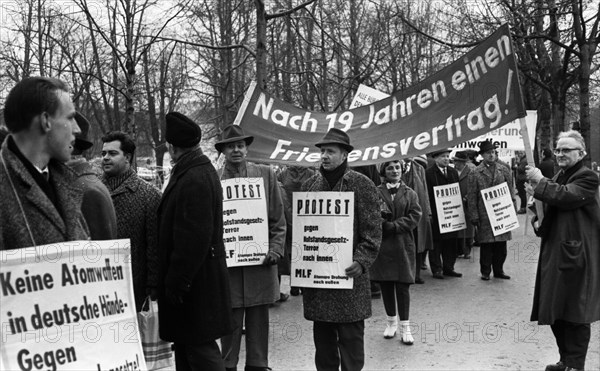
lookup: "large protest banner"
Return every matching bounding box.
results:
[291,192,354,289]
[233,24,525,166]
[0,240,146,371]
[221,178,270,267]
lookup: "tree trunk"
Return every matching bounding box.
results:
[255,0,268,91]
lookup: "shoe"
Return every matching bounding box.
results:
[400,320,414,345]
[517,208,526,214]
[443,270,463,277]
[278,293,289,302]
[290,287,301,296]
[383,315,398,339]
[545,361,566,371]
[432,272,444,279]
[415,277,425,284]
[481,275,490,281]
[495,273,511,279]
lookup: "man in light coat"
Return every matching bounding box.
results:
[1,77,89,249]
[216,125,286,371]
[301,128,381,371]
[526,130,600,371]
[157,112,233,370]
[467,140,514,280]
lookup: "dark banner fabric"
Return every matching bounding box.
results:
[233,24,526,166]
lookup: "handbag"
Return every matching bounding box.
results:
[137,297,174,370]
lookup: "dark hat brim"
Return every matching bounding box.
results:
[315,141,354,152]
[73,137,93,152]
[215,135,254,152]
[430,149,452,157]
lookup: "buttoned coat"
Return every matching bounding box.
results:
[530,164,600,325]
[219,161,286,308]
[467,162,515,243]
[456,164,475,239]
[103,171,161,311]
[402,160,433,252]
[1,139,89,249]
[301,168,382,323]
[157,150,233,344]
[370,182,421,283]
[425,165,460,239]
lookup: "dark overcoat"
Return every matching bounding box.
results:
[301,168,382,323]
[530,163,600,325]
[157,150,233,344]
[467,162,515,243]
[425,165,460,239]
[219,161,286,308]
[457,164,475,239]
[1,138,89,249]
[402,160,433,252]
[370,182,421,283]
[69,159,117,240]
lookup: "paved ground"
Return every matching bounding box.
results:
[163,213,600,370]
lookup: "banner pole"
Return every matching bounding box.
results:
[233,80,257,126]
[519,116,544,223]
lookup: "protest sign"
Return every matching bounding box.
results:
[480,182,519,236]
[233,24,526,166]
[221,178,269,267]
[433,183,467,233]
[349,84,391,109]
[0,240,146,371]
[291,192,354,289]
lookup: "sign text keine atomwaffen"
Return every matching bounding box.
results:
[291,192,354,289]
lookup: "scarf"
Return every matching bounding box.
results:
[555,160,583,185]
[320,160,348,189]
[104,167,135,192]
[386,181,400,194]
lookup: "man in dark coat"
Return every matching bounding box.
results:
[1,77,89,249]
[526,130,600,371]
[425,148,462,279]
[67,112,117,240]
[301,128,381,371]
[453,151,475,259]
[101,131,161,311]
[538,148,556,179]
[157,112,233,370]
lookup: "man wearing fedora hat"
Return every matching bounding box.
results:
[452,151,475,259]
[467,140,515,280]
[425,148,462,279]
[157,112,233,370]
[301,128,381,371]
[67,112,117,240]
[215,124,286,371]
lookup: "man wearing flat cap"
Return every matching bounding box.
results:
[467,140,515,280]
[157,112,233,370]
[425,148,462,279]
[216,124,286,371]
[301,128,381,371]
[67,112,117,240]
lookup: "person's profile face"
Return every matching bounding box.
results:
[46,91,79,163]
[320,144,347,171]
[101,140,130,176]
[555,137,584,170]
[223,140,248,164]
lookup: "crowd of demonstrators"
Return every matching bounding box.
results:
[467,140,515,281]
[216,125,286,371]
[301,128,382,371]
[425,148,462,279]
[370,160,421,345]
[101,130,162,311]
[67,112,117,240]
[526,130,600,371]
[453,152,475,259]
[401,156,433,284]
[1,77,89,248]
[157,113,233,370]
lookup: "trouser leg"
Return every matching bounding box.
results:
[379,282,396,317]
[441,238,458,272]
[562,321,591,370]
[338,321,365,371]
[313,321,340,371]
[221,307,245,368]
[480,243,493,276]
[395,283,410,321]
[492,241,507,276]
[429,239,443,274]
[244,304,270,367]
[175,341,225,371]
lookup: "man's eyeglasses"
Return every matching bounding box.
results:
[553,148,582,155]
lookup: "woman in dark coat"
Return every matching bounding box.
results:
[526,130,600,371]
[370,160,422,344]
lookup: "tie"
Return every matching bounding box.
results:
[442,167,447,177]
[386,183,399,194]
[41,170,49,182]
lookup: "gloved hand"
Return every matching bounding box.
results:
[262,251,280,266]
[525,166,543,183]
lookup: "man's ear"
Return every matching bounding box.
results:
[37,113,52,133]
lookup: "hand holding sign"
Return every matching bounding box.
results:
[345,261,363,278]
